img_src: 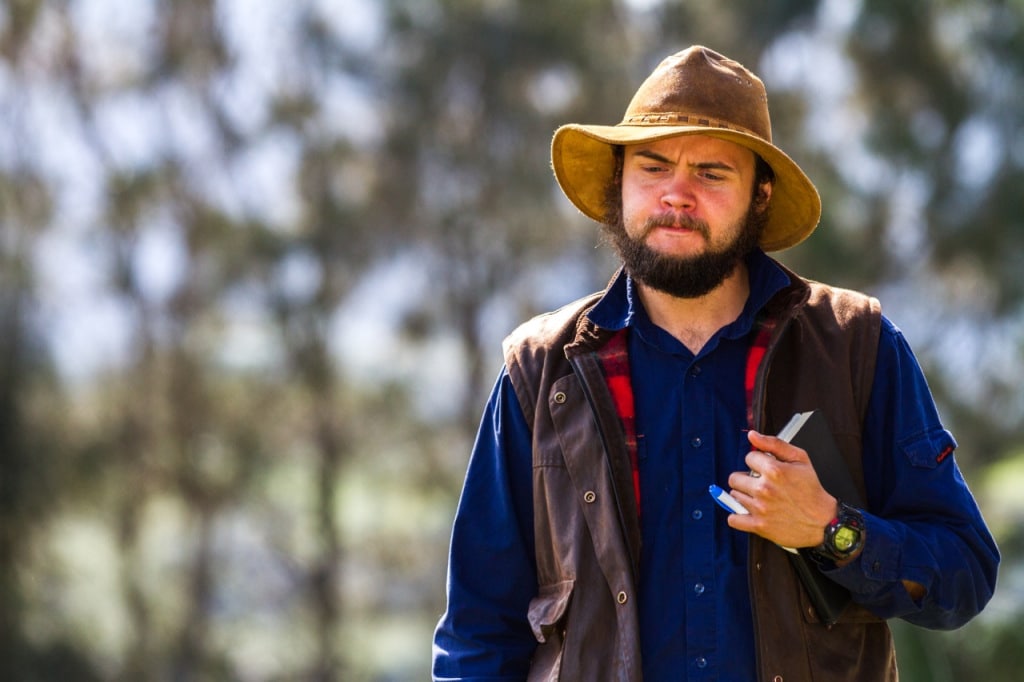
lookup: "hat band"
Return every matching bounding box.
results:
[620,112,761,138]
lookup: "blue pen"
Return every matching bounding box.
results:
[708,484,750,515]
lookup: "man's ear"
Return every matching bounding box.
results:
[755,180,773,213]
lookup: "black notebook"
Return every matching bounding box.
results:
[775,410,863,625]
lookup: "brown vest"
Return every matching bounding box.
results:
[503,266,897,681]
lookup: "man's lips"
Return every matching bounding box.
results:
[648,222,706,240]
[642,214,710,240]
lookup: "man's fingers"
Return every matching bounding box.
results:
[747,429,809,464]
[745,449,775,478]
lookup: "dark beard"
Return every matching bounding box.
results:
[602,202,768,299]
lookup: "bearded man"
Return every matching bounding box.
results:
[433,46,998,681]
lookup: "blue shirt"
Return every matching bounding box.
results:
[433,251,999,681]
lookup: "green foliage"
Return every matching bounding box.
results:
[1,0,1022,678]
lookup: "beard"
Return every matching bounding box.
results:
[602,199,769,299]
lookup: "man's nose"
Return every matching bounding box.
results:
[660,172,697,211]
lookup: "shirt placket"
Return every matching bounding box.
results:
[682,356,717,679]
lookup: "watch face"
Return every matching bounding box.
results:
[833,525,861,553]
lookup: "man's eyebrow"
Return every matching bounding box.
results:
[630,149,738,172]
[693,161,737,172]
[631,149,675,165]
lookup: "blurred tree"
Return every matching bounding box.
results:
[0,170,98,678]
[1,6,100,677]
[1,0,1022,680]
[0,0,391,677]
[840,0,1024,467]
[374,0,634,427]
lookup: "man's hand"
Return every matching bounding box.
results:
[725,429,838,550]
[726,430,927,598]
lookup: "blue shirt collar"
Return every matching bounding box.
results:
[588,249,791,347]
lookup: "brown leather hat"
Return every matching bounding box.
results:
[551,46,821,251]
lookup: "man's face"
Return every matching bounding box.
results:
[604,134,770,299]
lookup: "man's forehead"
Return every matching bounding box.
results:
[625,134,756,164]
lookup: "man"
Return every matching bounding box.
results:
[432,46,999,681]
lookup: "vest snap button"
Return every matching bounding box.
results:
[583,491,597,503]
[553,391,567,404]
[617,591,628,604]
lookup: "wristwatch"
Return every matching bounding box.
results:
[811,502,865,563]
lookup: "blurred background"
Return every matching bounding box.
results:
[1,0,1023,679]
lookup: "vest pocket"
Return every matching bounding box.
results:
[526,580,574,681]
[528,579,575,643]
[798,584,885,624]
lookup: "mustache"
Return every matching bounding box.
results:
[641,213,710,239]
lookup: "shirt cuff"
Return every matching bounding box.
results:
[820,511,923,614]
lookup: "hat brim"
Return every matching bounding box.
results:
[551,124,821,252]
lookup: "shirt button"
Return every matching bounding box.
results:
[694,583,705,595]
[692,509,703,520]
[617,591,628,604]
[696,657,708,669]
[583,491,597,503]
[690,364,702,377]
[690,436,703,448]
